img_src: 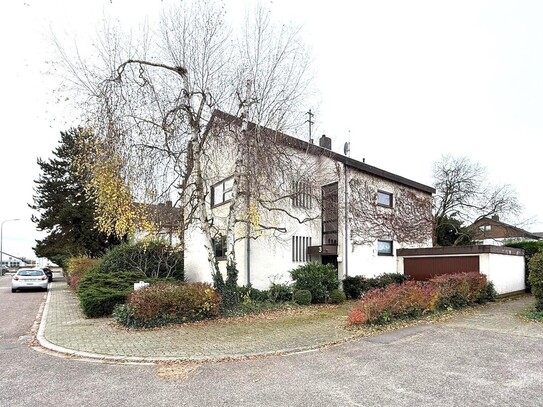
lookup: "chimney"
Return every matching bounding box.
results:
[491,214,499,221]
[319,134,331,150]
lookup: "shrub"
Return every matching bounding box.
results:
[293,290,312,305]
[430,272,488,309]
[78,271,147,317]
[342,273,410,299]
[238,285,269,303]
[329,289,346,304]
[65,257,99,291]
[342,276,364,299]
[290,262,339,303]
[97,240,183,280]
[528,252,543,311]
[114,282,222,328]
[505,241,543,293]
[268,281,293,303]
[348,281,439,325]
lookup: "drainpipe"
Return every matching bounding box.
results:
[344,164,349,277]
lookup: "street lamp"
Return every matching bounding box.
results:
[1,218,20,272]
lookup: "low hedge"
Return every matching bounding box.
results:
[78,271,147,317]
[343,273,410,299]
[348,273,493,326]
[113,282,222,328]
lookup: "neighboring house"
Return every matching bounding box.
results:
[471,215,543,246]
[184,110,435,289]
[135,200,183,245]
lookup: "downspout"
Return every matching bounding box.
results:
[344,163,349,277]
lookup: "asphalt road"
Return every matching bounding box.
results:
[1,273,542,407]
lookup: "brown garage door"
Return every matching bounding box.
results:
[404,256,480,281]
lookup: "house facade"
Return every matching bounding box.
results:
[184,111,435,289]
[471,215,543,246]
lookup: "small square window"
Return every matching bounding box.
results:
[377,190,393,208]
[377,240,393,256]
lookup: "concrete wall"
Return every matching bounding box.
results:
[480,252,526,295]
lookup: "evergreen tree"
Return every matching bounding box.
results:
[30,128,121,268]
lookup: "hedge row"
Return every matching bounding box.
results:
[348,272,495,326]
[342,273,409,300]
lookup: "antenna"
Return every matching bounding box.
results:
[306,109,314,142]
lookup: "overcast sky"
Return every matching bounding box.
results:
[1,0,542,260]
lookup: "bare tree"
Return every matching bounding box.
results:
[432,154,521,245]
[52,1,314,280]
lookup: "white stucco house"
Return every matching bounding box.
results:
[184,110,435,289]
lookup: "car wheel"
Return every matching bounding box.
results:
[11,288,16,293]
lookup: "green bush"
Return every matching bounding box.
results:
[528,252,543,311]
[78,271,147,317]
[329,289,346,304]
[342,276,364,299]
[290,262,339,303]
[429,272,488,310]
[97,240,184,280]
[342,273,410,299]
[238,285,269,303]
[293,290,312,305]
[506,241,543,293]
[268,281,292,303]
[113,282,222,328]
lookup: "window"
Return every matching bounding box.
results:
[292,180,312,209]
[212,235,227,259]
[377,240,393,256]
[211,177,234,207]
[377,190,393,208]
[479,225,491,232]
[322,183,339,245]
[292,236,312,262]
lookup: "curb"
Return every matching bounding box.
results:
[33,281,361,365]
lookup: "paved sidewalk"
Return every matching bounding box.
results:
[38,277,359,362]
[37,277,540,363]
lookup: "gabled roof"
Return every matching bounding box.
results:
[210,110,435,194]
[471,217,542,241]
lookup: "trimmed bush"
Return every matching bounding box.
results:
[329,289,346,304]
[113,282,222,328]
[528,252,543,311]
[290,262,339,303]
[348,281,439,325]
[293,290,312,305]
[430,272,488,309]
[97,240,183,280]
[342,273,410,299]
[238,285,269,303]
[65,257,99,291]
[348,273,495,326]
[78,271,147,317]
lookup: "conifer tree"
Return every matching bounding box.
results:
[30,128,121,267]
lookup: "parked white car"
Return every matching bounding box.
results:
[11,268,49,293]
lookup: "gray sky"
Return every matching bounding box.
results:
[1,0,542,260]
